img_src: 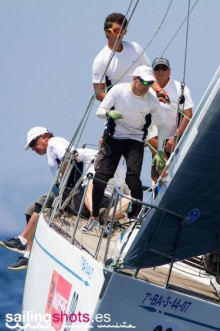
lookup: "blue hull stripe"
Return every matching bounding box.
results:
[34,236,89,287]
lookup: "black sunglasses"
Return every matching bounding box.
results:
[29,135,41,148]
[153,65,169,71]
[137,77,154,86]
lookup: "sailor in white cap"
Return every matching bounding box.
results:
[0,127,72,270]
[82,65,167,232]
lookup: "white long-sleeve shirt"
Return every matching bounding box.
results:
[96,83,166,150]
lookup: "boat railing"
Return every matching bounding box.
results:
[69,172,94,243]
[42,163,220,297]
[99,186,186,279]
[46,150,95,225]
[48,151,78,225]
[39,66,220,300]
[43,158,188,284]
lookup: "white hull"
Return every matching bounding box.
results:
[22,215,220,331]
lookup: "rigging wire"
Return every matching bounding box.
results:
[69,0,198,152]
[94,0,199,102]
[150,0,193,192]
[66,0,141,150]
[169,0,192,153]
[72,0,175,135]
[45,0,198,205]
[161,0,199,56]
[73,0,140,148]
[42,0,141,206]
[142,0,173,56]
[71,0,140,148]
[182,0,191,85]
[95,0,140,95]
[123,0,199,83]
[63,0,193,195]
[101,0,173,91]
[148,1,193,191]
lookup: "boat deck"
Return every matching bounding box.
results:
[44,210,220,303]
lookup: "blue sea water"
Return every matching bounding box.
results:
[0,236,25,331]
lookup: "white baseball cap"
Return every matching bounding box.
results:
[133,65,155,82]
[25,126,49,150]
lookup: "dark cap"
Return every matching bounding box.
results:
[152,58,170,69]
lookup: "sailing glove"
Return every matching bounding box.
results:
[106,110,123,120]
[152,150,166,171]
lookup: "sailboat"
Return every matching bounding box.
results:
[18,65,220,330]
[14,0,219,329]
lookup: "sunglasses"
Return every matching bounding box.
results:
[108,28,127,36]
[137,77,154,86]
[153,65,169,71]
[29,135,41,148]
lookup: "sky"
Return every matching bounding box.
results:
[0,0,219,235]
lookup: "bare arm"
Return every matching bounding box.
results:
[176,107,193,137]
[152,82,170,104]
[93,83,106,102]
[165,107,192,153]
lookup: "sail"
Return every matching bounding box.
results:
[124,67,220,269]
